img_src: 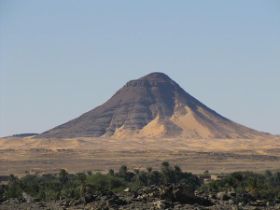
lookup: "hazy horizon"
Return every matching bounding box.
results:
[1,1,280,137]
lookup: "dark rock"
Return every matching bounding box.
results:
[159,185,174,200]
[59,199,71,208]
[251,200,267,207]
[172,185,196,203]
[159,184,212,206]
[228,191,236,197]
[195,197,213,206]
[98,191,126,208]
[235,192,256,204]
[38,202,46,208]
[82,193,97,204]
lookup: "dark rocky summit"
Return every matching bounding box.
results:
[39,72,268,139]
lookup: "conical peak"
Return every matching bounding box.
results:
[39,72,267,139]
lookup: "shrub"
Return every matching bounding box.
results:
[204,171,280,201]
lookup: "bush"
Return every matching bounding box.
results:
[86,173,126,192]
[204,171,280,201]
[0,162,203,201]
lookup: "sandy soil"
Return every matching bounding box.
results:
[0,136,280,176]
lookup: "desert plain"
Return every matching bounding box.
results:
[1,136,280,176]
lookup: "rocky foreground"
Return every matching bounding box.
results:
[1,184,280,210]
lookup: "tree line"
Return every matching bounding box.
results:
[0,162,280,202]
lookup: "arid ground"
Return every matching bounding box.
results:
[1,136,280,176]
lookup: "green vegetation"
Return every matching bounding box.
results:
[0,162,200,201]
[1,163,280,203]
[202,170,280,202]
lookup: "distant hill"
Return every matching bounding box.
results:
[39,72,270,139]
[12,133,38,138]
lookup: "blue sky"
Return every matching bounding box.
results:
[0,0,279,136]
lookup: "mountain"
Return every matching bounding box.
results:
[39,72,268,139]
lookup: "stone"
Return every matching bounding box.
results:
[172,185,196,203]
[216,192,230,201]
[124,187,130,192]
[83,193,96,204]
[22,192,33,203]
[153,200,172,209]
[228,199,234,205]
